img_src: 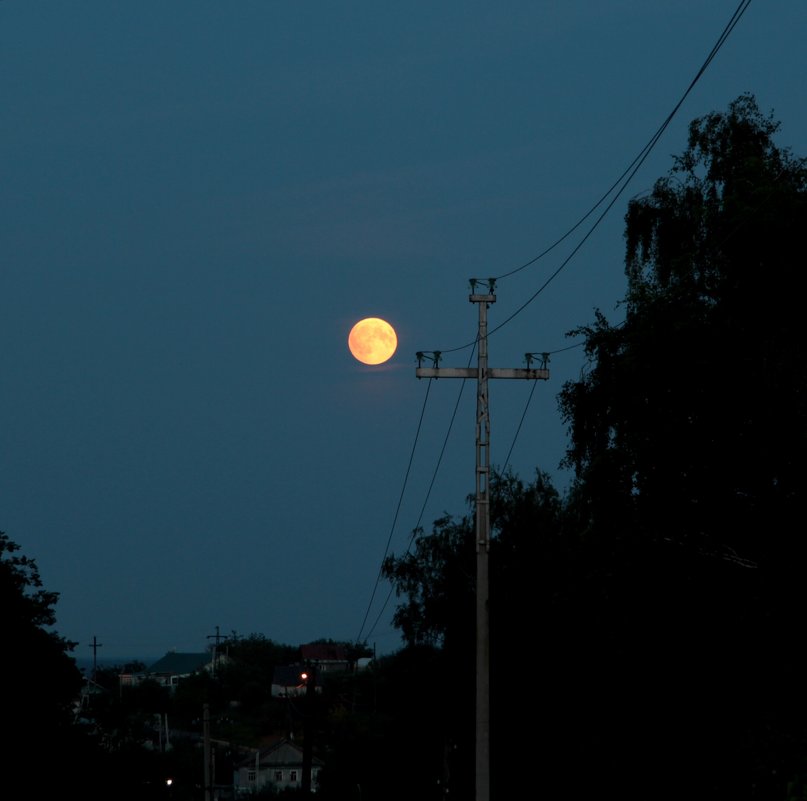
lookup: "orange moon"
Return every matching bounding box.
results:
[348,317,398,365]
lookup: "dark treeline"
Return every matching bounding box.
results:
[3,94,807,800]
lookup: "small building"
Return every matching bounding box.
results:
[299,642,352,673]
[147,651,215,688]
[271,642,373,698]
[120,651,222,690]
[234,737,324,795]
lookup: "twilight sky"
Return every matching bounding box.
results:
[2,1,804,662]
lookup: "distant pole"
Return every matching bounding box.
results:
[88,635,103,681]
[416,279,549,801]
[301,665,316,795]
[207,625,223,676]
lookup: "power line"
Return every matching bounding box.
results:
[355,0,756,650]
[354,374,433,646]
[360,344,476,645]
[501,380,539,472]
[435,0,754,356]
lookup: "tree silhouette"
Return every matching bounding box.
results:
[557,93,807,799]
[1,531,87,792]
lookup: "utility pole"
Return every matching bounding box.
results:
[88,635,103,682]
[203,703,212,801]
[207,625,223,676]
[416,279,549,801]
[301,665,316,796]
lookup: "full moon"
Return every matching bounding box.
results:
[348,317,398,365]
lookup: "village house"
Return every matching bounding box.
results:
[233,737,324,795]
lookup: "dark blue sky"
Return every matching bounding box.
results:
[2,1,804,661]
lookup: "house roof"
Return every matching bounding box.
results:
[299,642,349,662]
[238,738,324,769]
[147,652,212,675]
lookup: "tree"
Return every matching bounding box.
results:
[1,532,82,736]
[1,533,173,800]
[0,531,123,795]
[557,93,807,799]
[381,469,568,800]
[382,512,474,650]
[561,92,807,565]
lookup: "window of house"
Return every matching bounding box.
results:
[274,771,283,782]
[290,770,298,782]
[248,770,256,784]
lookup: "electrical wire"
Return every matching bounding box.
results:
[354,375,433,646]
[362,338,577,644]
[434,0,754,356]
[359,344,476,646]
[499,154,787,480]
[493,0,751,284]
[501,380,539,472]
[355,0,755,648]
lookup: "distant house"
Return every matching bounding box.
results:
[299,642,352,673]
[271,642,359,698]
[120,651,222,690]
[271,642,373,698]
[234,737,324,795]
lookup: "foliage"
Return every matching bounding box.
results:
[221,632,299,681]
[317,644,464,801]
[378,94,807,800]
[382,509,475,649]
[0,530,83,713]
[561,92,807,566]
[381,470,569,799]
[213,633,301,741]
[0,531,88,785]
[381,469,565,647]
[555,93,807,798]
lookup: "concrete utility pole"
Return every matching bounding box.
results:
[416,279,549,801]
